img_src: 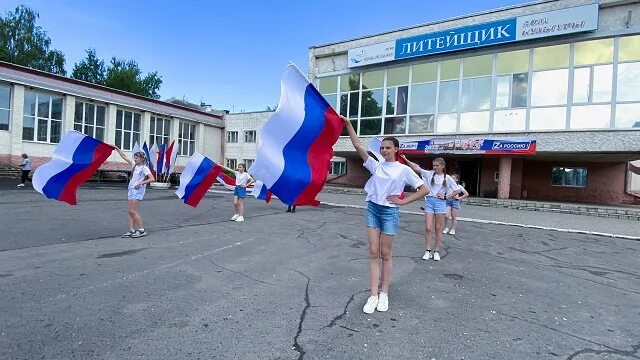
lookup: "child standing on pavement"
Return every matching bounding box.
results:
[401,155,459,261]
[443,174,469,235]
[342,115,430,314]
[17,153,31,187]
[116,148,154,238]
[222,163,254,222]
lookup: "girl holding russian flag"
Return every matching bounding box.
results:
[220,163,255,222]
[342,116,430,314]
[116,147,154,238]
[400,155,460,261]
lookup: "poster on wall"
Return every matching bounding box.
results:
[394,138,537,155]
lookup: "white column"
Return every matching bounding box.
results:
[9,84,25,160]
[197,123,205,154]
[141,111,151,147]
[63,95,75,133]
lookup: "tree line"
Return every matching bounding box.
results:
[0,5,162,99]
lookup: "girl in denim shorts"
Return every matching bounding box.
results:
[401,156,460,261]
[342,116,430,314]
[116,148,154,238]
[221,163,254,222]
[443,174,469,236]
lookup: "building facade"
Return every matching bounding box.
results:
[224,111,347,178]
[309,0,640,205]
[0,61,224,173]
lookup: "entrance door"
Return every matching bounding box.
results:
[454,159,480,196]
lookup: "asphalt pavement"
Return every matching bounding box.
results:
[0,184,639,359]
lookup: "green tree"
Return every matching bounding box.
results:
[104,58,162,99]
[71,48,106,84]
[0,5,66,75]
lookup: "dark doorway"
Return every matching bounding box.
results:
[452,159,480,196]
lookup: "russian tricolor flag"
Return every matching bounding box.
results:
[248,64,343,206]
[251,180,272,203]
[32,131,113,205]
[175,152,223,207]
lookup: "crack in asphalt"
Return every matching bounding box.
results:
[321,290,368,330]
[210,260,273,285]
[566,341,640,359]
[499,312,637,358]
[292,270,311,360]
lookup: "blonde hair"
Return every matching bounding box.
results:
[431,158,447,187]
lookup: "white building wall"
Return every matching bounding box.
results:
[224,111,273,165]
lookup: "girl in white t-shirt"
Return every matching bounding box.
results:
[116,148,154,238]
[342,116,430,314]
[221,163,254,222]
[401,155,459,261]
[443,174,469,235]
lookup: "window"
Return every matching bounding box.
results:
[22,91,63,143]
[227,131,238,143]
[339,73,360,135]
[114,109,141,150]
[385,67,409,135]
[531,69,569,106]
[318,76,338,110]
[495,73,528,108]
[0,84,10,131]
[493,109,526,131]
[74,101,106,141]
[529,107,566,130]
[243,159,254,169]
[244,130,256,143]
[573,65,613,104]
[226,158,237,169]
[329,160,346,176]
[552,167,587,187]
[461,76,491,112]
[149,115,171,146]
[179,122,196,156]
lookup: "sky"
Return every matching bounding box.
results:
[2,0,532,112]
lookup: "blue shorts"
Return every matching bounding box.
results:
[446,199,461,209]
[234,186,247,198]
[424,196,447,214]
[128,187,145,201]
[366,201,400,236]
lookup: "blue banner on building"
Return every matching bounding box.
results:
[395,18,517,60]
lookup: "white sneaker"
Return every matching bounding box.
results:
[422,251,432,260]
[442,227,450,234]
[433,252,441,261]
[376,292,389,312]
[17,184,25,187]
[230,214,239,221]
[235,216,244,222]
[449,229,456,235]
[363,295,378,314]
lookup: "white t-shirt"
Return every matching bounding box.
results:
[235,171,250,186]
[129,165,151,189]
[21,158,32,171]
[363,157,425,207]
[419,170,458,197]
[453,185,466,199]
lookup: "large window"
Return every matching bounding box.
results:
[328,35,640,135]
[243,159,254,169]
[23,91,63,143]
[227,131,238,143]
[0,85,10,131]
[552,167,587,187]
[226,158,237,169]
[115,109,141,151]
[329,160,346,176]
[149,115,171,146]
[74,101,106,141]
[179,122,196,156]
[244,130,256,143]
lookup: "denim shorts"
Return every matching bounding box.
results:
[127,187,145,201]
[446,199,461,209]
[366,201,400,236]
[234,186,247,198]
[424,196,447,214]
